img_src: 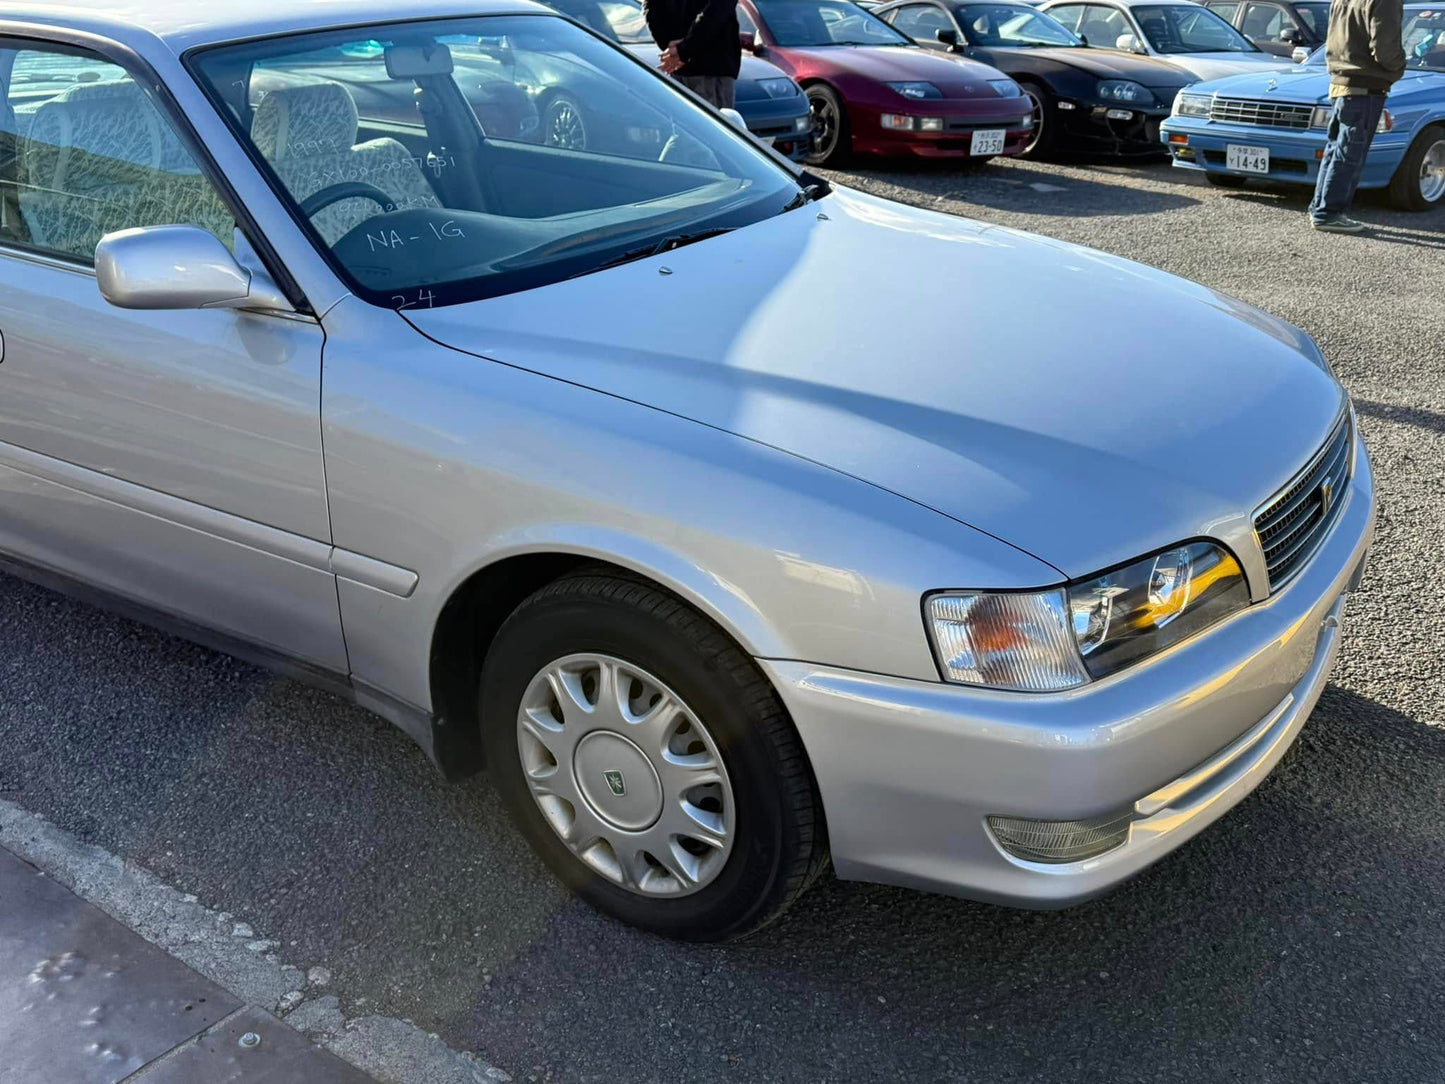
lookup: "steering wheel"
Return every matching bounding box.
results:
[300,181,395,219]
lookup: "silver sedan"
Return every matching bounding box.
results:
[0,0,1372,939]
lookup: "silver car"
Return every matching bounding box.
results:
[0,0,1372,940]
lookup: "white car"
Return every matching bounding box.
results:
[1041,0,1291,79]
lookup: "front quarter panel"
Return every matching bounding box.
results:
[319,298,1062,713]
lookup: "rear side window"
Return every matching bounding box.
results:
[1206,2,1241,22]
[0,43,233,262]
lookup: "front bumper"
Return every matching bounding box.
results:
[1160,117,1407,188]
[1055,101,1171,155]
[856,105,1033,158]
[762,432,1375,908]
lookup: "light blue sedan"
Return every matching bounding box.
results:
[1160,4,1445,210]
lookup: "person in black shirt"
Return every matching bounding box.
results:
[644,0,742,109]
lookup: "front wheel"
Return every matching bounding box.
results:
[1388,124,1445,211]
[804,84,851,167]
[1017,80,1055,159]
[542,94,588,151]
[480,571,828,941]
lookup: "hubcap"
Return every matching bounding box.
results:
[546,100,586,150]
[1022,88,1045,154]
[810,95,837,158]
[517,654,734,898]
[1420,138,1445,203]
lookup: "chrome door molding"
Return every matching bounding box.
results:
[0,437,416,598]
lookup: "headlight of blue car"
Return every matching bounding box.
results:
[756,77,799,98]
[1311,103,1394,132]
[1173,90,1212,117]
[1098,79,1153,105]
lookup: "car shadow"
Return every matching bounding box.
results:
[835,156,1201,217]
[1215,186,1445,241]
[459,683,1445,1081]
[1354,397,1445,435]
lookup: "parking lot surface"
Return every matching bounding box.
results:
[1,157,1442,1083]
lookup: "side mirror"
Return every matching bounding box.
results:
[1079,32,1090,45]
[1291,44,1310,62]
[739,29,756,51]
[95,225,292,313]
[720,107,749,131]
[935,28,961,48]
[1115,32,1145,54]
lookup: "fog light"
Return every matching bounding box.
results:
[1105,108,1133,120]
[794,114,811,132]
[918,116,944,131]
[988,810,1133,863]
[880,113,916,130]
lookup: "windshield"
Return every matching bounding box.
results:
[954,3,1083,45]
[1133,4,1258,51]
[1294,2,1330,35]
[190,16,799,309]
[543,0,654,44]
[754,0,915,46]
[1405,8,1445,70]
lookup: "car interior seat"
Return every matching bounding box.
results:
[250,81,442,245]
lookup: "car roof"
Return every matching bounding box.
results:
[0,0,553,56]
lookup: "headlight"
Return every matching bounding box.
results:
[1066,541,1248,679]
[1097,79,1152,104]
[1309,104,1392,131]
[757,77,799,98]
[1173,90,1212,117]
[988,78,1022,98]
[925,541,1248,691]
[886,81,943,100]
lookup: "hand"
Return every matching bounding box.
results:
[660,41,684,74]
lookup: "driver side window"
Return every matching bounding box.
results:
[0,43,233,262]
[889,5,957,42]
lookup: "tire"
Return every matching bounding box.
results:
[804,84,851,167]
[542,94,588,151]
[1387,124,1445,211]
[1205,172,1249,188]
[480,570,828,942]
[1017,80,1055,159]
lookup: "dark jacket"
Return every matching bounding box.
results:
[643,0,742,78]
[1326,0,1407,91]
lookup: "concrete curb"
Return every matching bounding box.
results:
[0,798,510,1084]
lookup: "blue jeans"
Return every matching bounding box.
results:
[1308,93,1386,222]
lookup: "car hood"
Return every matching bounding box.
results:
[404,187,1344,579]
[784,44,1008,88]
[1164,52,1291,81]
[1194,63,1439,103]
[1008,45,1192,87]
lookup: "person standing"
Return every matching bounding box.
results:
[1308,0,1407,232]
[644,0,742,110]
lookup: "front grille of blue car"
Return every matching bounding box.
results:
[1210,97,1314,130]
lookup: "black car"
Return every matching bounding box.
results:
[874,0,1193,156]
[1203,0,1328,57]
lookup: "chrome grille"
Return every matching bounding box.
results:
[1254,412,1353,592]
[1210,97,1314,130]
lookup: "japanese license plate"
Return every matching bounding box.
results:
[1226,143,1270,174]
[970,128,1006,156]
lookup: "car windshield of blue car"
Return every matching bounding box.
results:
[756,0,915,46]
[955,4,1084,45]
[1294,2,1330,36]
[189,15,800,310]
[1404,9,1445,70]
[546,0,655,44]
[1134,4,1258,51]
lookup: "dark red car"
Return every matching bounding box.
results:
[737,0,1033,164]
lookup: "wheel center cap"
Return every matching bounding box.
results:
[573,731,663,831]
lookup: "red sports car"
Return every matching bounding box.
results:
[737,0,1033,165]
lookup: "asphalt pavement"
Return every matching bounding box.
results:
[1,157,1442,1084]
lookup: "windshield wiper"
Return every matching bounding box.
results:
[565,227,737,280]
[782,172,833,212]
